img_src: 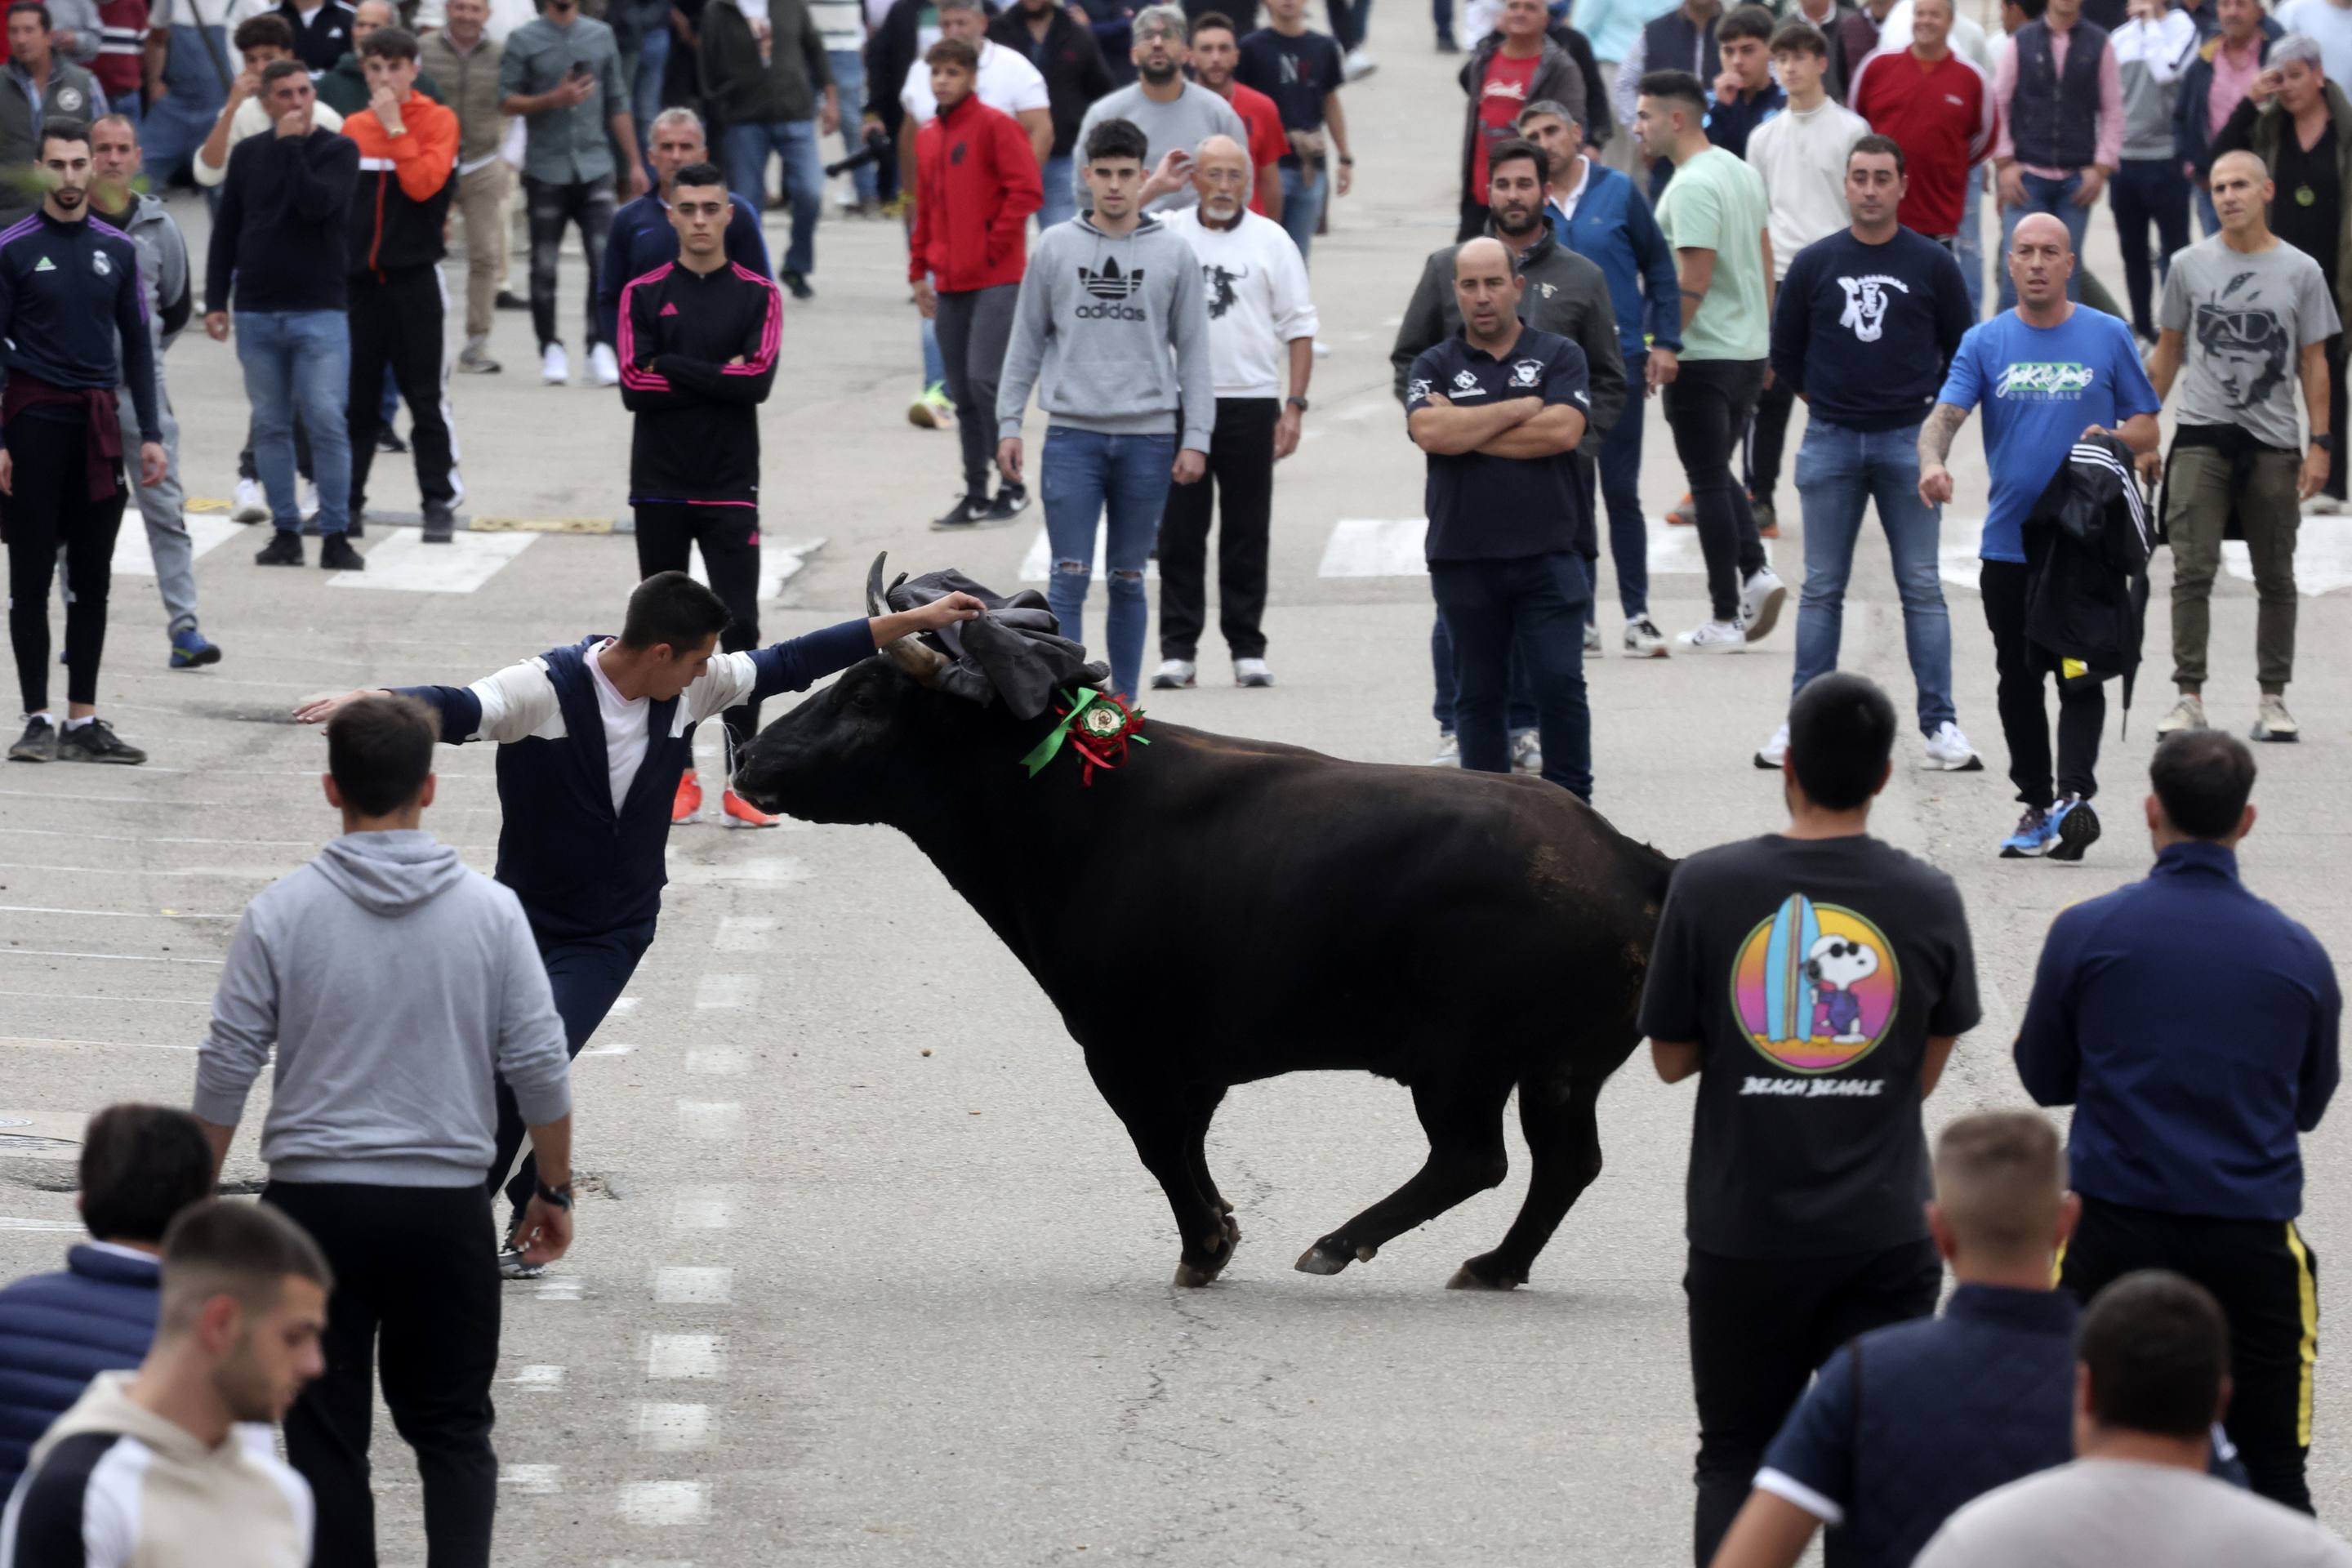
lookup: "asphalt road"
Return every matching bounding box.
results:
[5,7,2352,1563]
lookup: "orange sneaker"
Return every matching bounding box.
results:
[671,769,703,824]
[721,788,781,828]
[1666,493,1695,526]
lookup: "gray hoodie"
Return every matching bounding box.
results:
[994,214,1216,450]
[194,831,571,1187]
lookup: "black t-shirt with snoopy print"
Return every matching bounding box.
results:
[1637,834,1981,1260]
[1770,225,1973,436]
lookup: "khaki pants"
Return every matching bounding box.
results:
[1597,62,1641,176]
[453,160,511,341]
[2168,443,2301,693]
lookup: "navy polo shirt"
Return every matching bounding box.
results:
[1405,323,1592,564]
[2014,841,2341,1222]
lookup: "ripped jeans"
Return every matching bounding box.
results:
[1040,425,1175,701]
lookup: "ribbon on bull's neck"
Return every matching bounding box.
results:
[1020,687,1150,786]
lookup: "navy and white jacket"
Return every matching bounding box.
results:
[0,1245,158,1500]
[397,625,872,940]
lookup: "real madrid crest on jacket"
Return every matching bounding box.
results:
[0,54,99,226]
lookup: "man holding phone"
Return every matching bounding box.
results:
[500,0,650,387]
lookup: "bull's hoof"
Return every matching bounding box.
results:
[1446,1255,1526,1291]
[1294,1237,1375,1276]
[1173,1258,1225,1288]
[1221,1210,1241,1247]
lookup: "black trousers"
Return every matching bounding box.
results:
[1744,374,1798,511]
[1158,397,1277,662]
[635,502,762,757]
[4,412,126,714]
[488,921,653,1226]
[1663,358,1768,621]
[2060,1196,2321,1514]
[263,1181,501,1568]
[1978,557,2103,808]
[349,266,460,517]
[1685,1239,1942,1568]
[2329,334,2349,503]
[934,283,1020,497]
[524,175,617,352]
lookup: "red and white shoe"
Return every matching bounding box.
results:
[671,769,703,824]
[720,788,781,828]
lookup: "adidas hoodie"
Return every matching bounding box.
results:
[994,213,1215,451]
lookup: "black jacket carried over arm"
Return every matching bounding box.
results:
[988,4,1113,158]
[2021,432,2154,710]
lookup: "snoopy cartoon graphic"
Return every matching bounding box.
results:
[1805,933,1881,1045]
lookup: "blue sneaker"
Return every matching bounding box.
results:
[2049,794,2101,862]
[2000,805,2056,858]
[168,627,222,669]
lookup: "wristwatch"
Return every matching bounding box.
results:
[2311,434,2334,452]
[534,1178,574,1211]
[1286,395,1310,412]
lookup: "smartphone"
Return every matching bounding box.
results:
[566,60,594,82]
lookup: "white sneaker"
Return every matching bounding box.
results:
[1430,730,1459,766]
[1234,657,1274,688]
[588,342,621,387]
[1511,729,1543,775]
[298,479,320,520]
[1740,568,1788,642]
[1343,45,1377,79]
[231,477,268,523]
[1922,719,1984,772]
[1677,619,1748,653]
[1624,616,1668,659]
[1312,339,1331,359]
[1754,723,1788,770]
[1151,658,1196,689]
[2252,693,2300,742]
[541,342,569,385]
[2154,692,2207,735]
[1584,622,1602,657]
[2303,496,2345,516]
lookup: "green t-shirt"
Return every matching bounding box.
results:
[1655,147,1771,363]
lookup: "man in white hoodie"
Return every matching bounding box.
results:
[1152,134,1316,691]
[192,693,573,1568]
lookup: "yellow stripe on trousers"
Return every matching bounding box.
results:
[2286,1221,2319,1450]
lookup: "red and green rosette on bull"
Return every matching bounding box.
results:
[1020,688,1151,786]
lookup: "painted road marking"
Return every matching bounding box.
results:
[326,530,538,595]
[685,534,826,602]
[670,1190,736,1230]
[2226,525,2352,594]
[110,514,242,578]
[646,1334,723,1379]
[653,1267,733,1305]
[507,1365,566,1389]
[0,1217,82,1232]
[618,1480,707,1526]
[693,973,760,1011]
[536,1279,583,1301]
[685,1048,747,1076]
[713,915,779,953]
[1018,523,1162,583]
[635,1403,715,1452]
[676,1101,743,1142]
[1317,516,1713,578]
[501,1464,562,1494]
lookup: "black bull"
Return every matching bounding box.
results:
[732,647,1674,1290]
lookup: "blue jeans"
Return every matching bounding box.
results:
[2198,188,2221,237]
[920,316,943,390]
[1040,425,1174,701]
[1039,153,1077,229]
[1958,169,1984,321]
[236,309,352,534]
[2112,155,2190,338]
[633,27,670,154]
[1996,170,2090,312]
[1277,163,1325,266]
[1587,386,1650,619]
[723,118,824,275]
[828,48,878,202]
[1429,553,1593,799]
[1430,613,1536,734]
[1790,420,1953,736]
[108,87,143,127]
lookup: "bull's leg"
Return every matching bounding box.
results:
[1090,1064,1236,1289]
[1450,1071,1606,1291]
[1293,1077,1511,1276]
[1183,1085,1240,1249]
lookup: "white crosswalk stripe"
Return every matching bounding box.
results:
[326,530,538,595]
[110,515,243,577]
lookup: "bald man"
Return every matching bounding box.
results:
[1404,236,1597,799]
[2144,149,2337,746]
[1919,213,2160,861]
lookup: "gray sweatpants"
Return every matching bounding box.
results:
[936,283,1021,497]
[116,381,198,637]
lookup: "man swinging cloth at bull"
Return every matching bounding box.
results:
[295,571,983,1274]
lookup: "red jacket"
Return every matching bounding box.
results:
[908,94,1044,294]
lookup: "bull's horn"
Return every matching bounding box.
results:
[866,552,890,618]
[866,551,951,687]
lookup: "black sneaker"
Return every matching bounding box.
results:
[319,534,367,571]
[781,270,814,301]
[346,514,366,540]
[2048,795,2101,862]
[422,503,456,544]
[497,1245,546,1281]
[7,715,56,762]
[496,288,528,311]
[980,483,1030,523]
[929,493,984,530]
[375,426,408,455]
[255,529,305,566]
[56,717,146,765]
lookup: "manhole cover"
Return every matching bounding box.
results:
[0,1134,78,1154]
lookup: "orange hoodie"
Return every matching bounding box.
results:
[343,91,461,276]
